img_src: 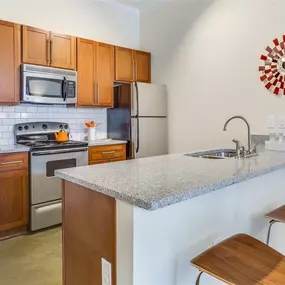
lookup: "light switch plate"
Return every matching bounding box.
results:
[102,257,112,285]
[267,115,276,129]
[279,116,285,129]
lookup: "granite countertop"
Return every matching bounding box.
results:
[88,139,128,147]
[0,144,30,154]
[55,149,285,211]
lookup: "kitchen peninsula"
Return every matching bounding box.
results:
[56,150,285,285]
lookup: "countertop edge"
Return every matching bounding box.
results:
[0,145,30,154]
[55,160,285,211]
[87,139,128,147]
[56,170,152,210]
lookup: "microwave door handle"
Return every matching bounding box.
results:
[64,78,68,102]
[62,77,67,102]
[61,78,65,100]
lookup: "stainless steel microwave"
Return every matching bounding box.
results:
[22,64,77,105]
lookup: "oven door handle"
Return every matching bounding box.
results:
[32,147,88,156]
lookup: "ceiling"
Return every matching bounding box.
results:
[103,0,169,10]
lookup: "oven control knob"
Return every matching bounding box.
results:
[24,125,29,130]
[64,124,68,129]
[59,124,63,129]
[42,124,48,130]
[18,126,23,131]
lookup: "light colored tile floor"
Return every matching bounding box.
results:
[0,227,62,285]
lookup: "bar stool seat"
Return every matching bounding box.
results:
[191,234,285,285]
[266,205,285,223]
[265,205,285,245]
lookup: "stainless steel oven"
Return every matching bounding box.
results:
[22,64,77,105]
[30,147,88,231]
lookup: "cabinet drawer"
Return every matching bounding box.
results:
[89,156,126,165]
[89,144,126,161]
[0,153,28,172]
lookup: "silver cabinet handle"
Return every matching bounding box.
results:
[101,151,116,155]
[0,160,23,166]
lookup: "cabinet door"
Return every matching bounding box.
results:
[0,170,28,231]
[95,42,114,108]
[22,25,49,66]
[50,32,76,70]
[0,20,20,104]
[115,47,134,82]
[135,51,151,83]
[77,38,96,106]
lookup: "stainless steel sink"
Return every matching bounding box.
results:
[185,149,237,159]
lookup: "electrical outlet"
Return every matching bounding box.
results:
[102,258,112,285]
[267,115,276,129]
[279,116,285,129]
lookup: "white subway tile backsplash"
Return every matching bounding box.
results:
[0,103,107,144]
[2,106,14,112]
[3,132,13,139]
[8,113,21,119]
[37,107,49,113]
[15,106,27,113]
[27,107,38,113]
[2,119,15,125]
[0,113,8,119]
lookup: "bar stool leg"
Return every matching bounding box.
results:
[266,220,277,245]
[195,271,204,285]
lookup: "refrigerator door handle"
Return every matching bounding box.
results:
[136,117,140,154]
[134,81,139,116]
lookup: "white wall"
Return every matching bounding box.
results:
[0,0,139,48]
[140,0,285,153]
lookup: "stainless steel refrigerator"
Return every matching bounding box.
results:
[107,82,168,159]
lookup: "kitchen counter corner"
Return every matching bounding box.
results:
[0,144,30,154]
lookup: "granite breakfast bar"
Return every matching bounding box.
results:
[56,150,285,285]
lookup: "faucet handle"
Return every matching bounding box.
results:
[232,138,241,146]
[252,144,258,154]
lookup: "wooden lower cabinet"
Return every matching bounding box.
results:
[88,144,126,165]
[0,153,29,237]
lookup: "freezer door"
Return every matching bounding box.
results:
[134,117,168,159]
[132,82,167,117]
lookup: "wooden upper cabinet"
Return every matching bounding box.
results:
[0,20,20,104]
[77,38,96,106]
[22,25,76,70]
[115,47,134,82]
[50,32,76,70]
[22,26,49,66]
[95,42,114,108]
[135,50,151,83]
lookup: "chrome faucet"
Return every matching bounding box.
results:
[223,116,258,158]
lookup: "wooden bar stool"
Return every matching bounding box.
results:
[265,205,285,245]
[191,234,285,285]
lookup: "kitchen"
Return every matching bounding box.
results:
[2,0,285,285]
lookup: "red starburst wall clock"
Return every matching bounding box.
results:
[259,36,285,95]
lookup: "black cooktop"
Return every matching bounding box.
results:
[18,140,88,151]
